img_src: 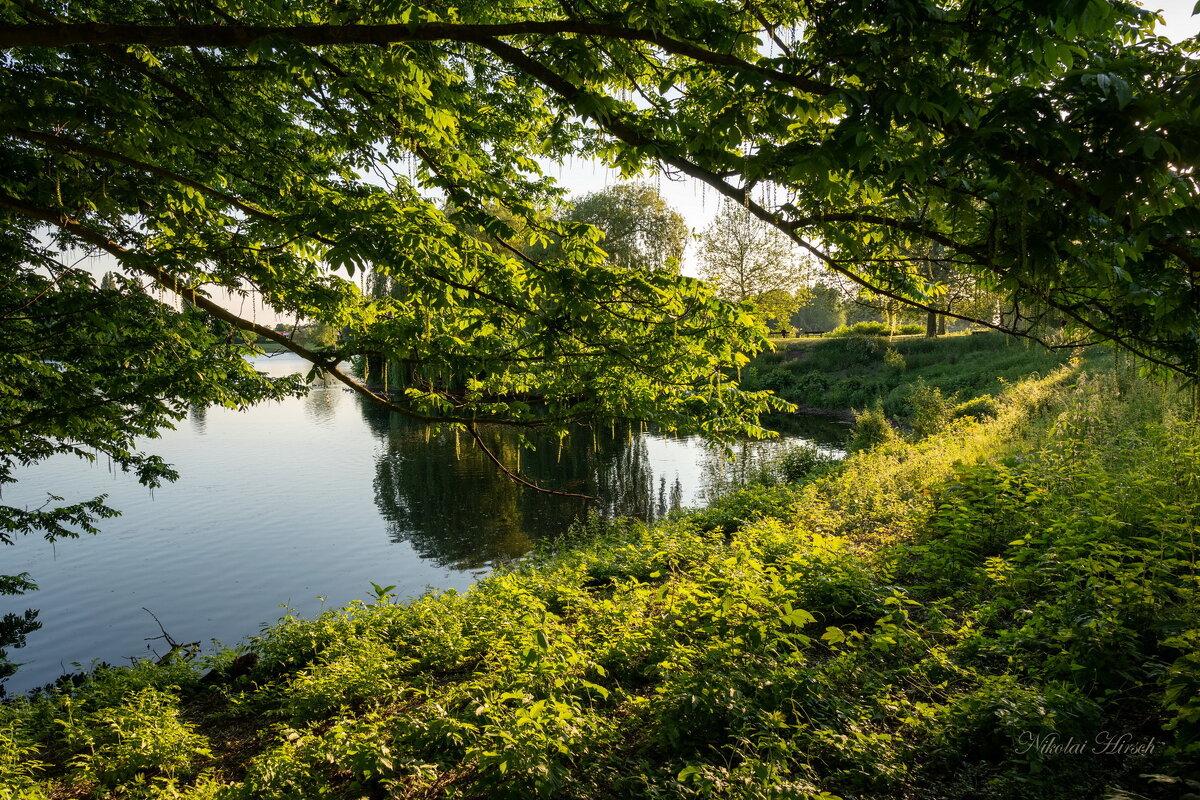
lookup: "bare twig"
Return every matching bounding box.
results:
[142,607,199,664]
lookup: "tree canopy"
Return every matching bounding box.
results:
[2,1,1199,493]
[699,201,808,327]
[563,183,688,274]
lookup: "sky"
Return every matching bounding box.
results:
[1151,0,1200,40]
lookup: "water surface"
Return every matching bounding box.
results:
[2,353,846,693]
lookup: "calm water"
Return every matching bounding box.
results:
[2,353,847,694]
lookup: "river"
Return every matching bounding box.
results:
[2,353,847,694]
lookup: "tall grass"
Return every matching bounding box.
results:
[745,331,1099,420]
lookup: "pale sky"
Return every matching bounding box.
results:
[1150,0,1200,40]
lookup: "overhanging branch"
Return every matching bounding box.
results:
[475,40,1196,375]
[0,191,532,427]
[0,20,835,95]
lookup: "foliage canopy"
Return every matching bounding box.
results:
[3,0,1199,411]
[563,182,688,274]
[1,1,1199,562]
[3,1,1198,384]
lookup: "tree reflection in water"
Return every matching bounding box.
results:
[362,400,847,571]
[366,409,653,570]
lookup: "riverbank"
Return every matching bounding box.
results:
[3,362,1196,798]
[0,351,845,697]
[745,330,1101,426]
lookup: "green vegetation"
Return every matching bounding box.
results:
[560,183,688,274]
[698,202,808,330]
[744,331,1101,425]
[827,322,925,338]
[6,0,1200,705]
[4,3,1200,797]
[847,403,899,453]
[8,1,1199,379]
[3,367,1196,799]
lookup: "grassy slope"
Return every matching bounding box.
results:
[3,366,1199,800]
[744,331,1101,421]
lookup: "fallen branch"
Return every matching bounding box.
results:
[142,607,200,665]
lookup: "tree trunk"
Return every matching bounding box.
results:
[925,310,938,338]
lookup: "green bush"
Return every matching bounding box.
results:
[755,366,798,396]
[57,687,211,786]
[1162,629,1200,756]
[906,379,957,438]
[836,335,887,367]
[953,395,1001,421]
[827,321,891,337]
[826,321,924,337]
[848,402,898,451]
[690,483,799,533]
[775,443,835,483]
[0,718,47,797]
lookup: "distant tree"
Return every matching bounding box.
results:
[564,183,687,273]
[300,321,341,350]
[754,289,805,335]
[699,202,807,325]
[843,298,888,326]
[791,283,846,334]
[910,242,997,337]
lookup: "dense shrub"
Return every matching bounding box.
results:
[827,320,891,336]
[906,379,957,438]
[775,443,836,483]
[754,366,798,396]
[848,402,898,451]
[56,686,211,786]
[826,321,924,337]
[953,395,1000,421]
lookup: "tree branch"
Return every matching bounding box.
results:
[467,422,599,501]
[483,42,1195,374]
[3,126,293,232]
[0,191,553,428]
[0,21,835,95]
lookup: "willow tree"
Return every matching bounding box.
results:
[2,2,1199,522]
[564,183,688,274]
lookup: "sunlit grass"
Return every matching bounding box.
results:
[1,362,1196,799]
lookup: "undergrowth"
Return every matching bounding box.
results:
[744,331,1100,425]
[1,367,1197,799]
